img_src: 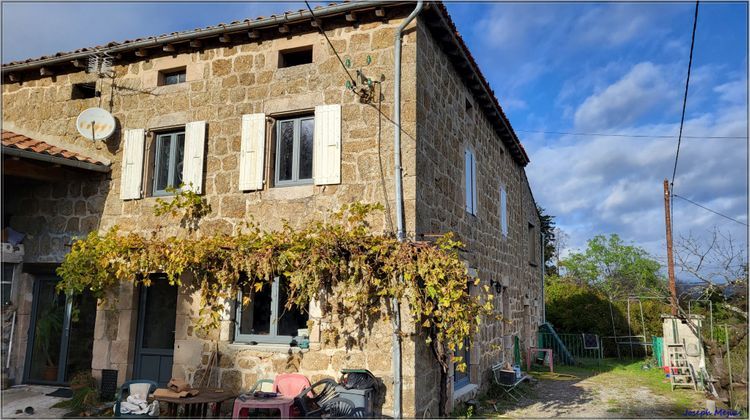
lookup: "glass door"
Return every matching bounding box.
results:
[24,276,97,384]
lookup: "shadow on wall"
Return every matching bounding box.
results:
[4,170,110,262]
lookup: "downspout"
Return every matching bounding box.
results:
[392,1,423,418]
[540,228,545,324]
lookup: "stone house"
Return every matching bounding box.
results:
[1,1,544,416]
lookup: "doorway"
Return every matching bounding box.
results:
[24,276,97,384]
[133,275,177,386]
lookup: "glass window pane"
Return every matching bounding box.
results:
[278,121,295,182]
[239,284,271,336]
[28,279,65,382]
[277,280,308,337]
[155,136,172,191]
[174,133,185,187]
[298,119,314,180]
[141,276,177,349]
[64,290,97,382]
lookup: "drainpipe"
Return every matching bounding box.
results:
[392,1,423,418]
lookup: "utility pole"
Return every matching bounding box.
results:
[663,179,678,316]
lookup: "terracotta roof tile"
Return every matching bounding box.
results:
[1,130,106,166]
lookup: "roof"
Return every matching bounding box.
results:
[2,130,110,172]
[1,1,530,166]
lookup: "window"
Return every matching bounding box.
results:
[160,68,186,86]
[71,82,98,100]
[454,339,470,388]
[279,46,313,68]
[235,276,309,345]
[2,263,14,306]
[275,116,314,186]
[152,131,185,195]
[528,223,537,266]
[464,148,477,215]
[500,186,508,238]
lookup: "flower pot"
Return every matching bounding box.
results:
[42,366,58,381]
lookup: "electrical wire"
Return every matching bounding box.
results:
[673,194,748,227]
[304,0,357,88]
[671,1,700,190]
[515,129,745,140]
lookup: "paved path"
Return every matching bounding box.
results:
[1,385,69,418]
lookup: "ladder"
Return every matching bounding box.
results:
[667,343,697,391]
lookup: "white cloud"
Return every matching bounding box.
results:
[528,99,747,259]
[573,62,679,131]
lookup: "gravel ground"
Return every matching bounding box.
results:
[484,366,707,418]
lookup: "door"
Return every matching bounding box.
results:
[133,275,177,386]
[24,276,97,384]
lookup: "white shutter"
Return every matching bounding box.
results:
[120,128,145,200]
[464,150,471,212]
[182,121,206,193]
[500,186,508,237]
[471,151,477,215]
[313,104,341,185]
[239,113,266,191]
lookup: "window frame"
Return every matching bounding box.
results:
[234,276,308,346]
[160,68,187,86]
[274,116,314,187]
[465,148,478,215]
[2,263,15,307]
[151,130,185,196]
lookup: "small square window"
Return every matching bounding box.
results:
[275,116,314,187]
[235,276,309,345]
[71,82,98,100]
[279,46,313,68]
[152,131,185,195]
[160,68,186,86]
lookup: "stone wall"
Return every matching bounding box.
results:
[3,13,422,417]
[414,18,544,413]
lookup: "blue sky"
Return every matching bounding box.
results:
[2,2,748,280]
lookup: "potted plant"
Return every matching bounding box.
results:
[33,303,64,381]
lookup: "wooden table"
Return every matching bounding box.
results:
[155,388,237,418]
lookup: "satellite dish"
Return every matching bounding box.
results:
[76,107,115,141]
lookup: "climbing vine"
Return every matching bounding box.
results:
[56,190,493,374]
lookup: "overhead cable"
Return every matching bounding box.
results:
[673,194,748,227]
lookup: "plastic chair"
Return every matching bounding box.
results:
[274,373,311,398]
[114,379,159,418]
[293,378,356,418]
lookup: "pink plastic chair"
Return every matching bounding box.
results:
[274,373,311,398]
[232,374,311,418]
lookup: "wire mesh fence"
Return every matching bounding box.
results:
[537,332,603,365]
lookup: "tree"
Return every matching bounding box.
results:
[560,234,666,299]
[537,206,558,276]
[675,227,748,405]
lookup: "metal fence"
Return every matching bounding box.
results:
[537,332,603,365]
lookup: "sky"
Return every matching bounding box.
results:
[2,1,748,281]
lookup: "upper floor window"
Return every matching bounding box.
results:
[235,276,309,345]
[279,46,313,68]
[71,82,98,100]
[465,148,477,215]
[152,131,185,195]
[159,68,186,86]
[528,223,537,266]
[500,186,508,238]
[275,116,314,187]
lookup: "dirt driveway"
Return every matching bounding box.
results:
[484,360,709,418]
